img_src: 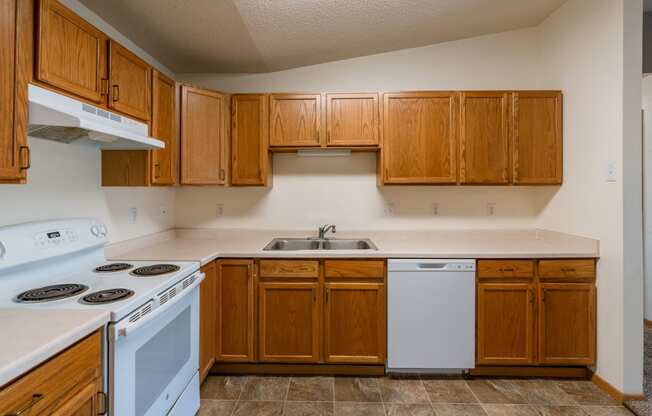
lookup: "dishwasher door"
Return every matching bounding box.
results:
[387,259,476,373]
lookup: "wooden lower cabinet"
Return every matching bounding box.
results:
[0,330,104,416]
[324,282,385,364]
[538,283,596,365]
[199,261,217,382]
[258,282,320,363]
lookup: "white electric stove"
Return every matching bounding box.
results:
[0,218,203,416]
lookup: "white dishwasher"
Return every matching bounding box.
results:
[387,259,476,374]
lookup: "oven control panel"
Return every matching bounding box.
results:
[33,229,78,248]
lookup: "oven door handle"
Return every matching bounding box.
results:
[112,271,204,340]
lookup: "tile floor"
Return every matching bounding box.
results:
[198,376,633,416]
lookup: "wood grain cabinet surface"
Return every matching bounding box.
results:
[231,94,270,186]
[0,330,104,416]
[150,70,178,185]
[36,0,108,104]
[199,261,217,382]
[108,40,151,121]
[180,85,229,185]
[326,93,379,147]
[269,93,323,147]
[382,92,459,184]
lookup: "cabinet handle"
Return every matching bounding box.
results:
[219,169,225,181]
[97,391,107,415]
[19,146,30,170]
[500,268,515,272]
[528,289,534,304]
[112,85,120,102]
[325,288,329,303]
[7,393,44,416]
[154,163,161,178]
[100,78,108,96]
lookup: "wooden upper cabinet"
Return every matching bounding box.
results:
[199,261,216,382]
[382,92,458,184]
[180,85,228,185]
[476,283,535,365]
[269,93,322,147]
[0,0,21,181]
[512,91,562,184]
[151,70,177,185]
[108,41,151,121]
[231,94,269,186]
[216,260,255,362]
[258,282,320,363]
[538,283,595,365]
[37,0,107,104]
[326,93,378,147]
[459,92,510,184]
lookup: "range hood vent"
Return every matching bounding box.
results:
[27,84,164,150]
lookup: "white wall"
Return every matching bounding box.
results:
[643,76,652,321]
[537,0,643,395]
[0,0,175,243]
[177,28,556,231]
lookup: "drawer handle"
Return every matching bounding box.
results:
[500,268,515,272]
[561,268,576,272]
[7,393,44,416]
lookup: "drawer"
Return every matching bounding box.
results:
[0,330,102,415]
[259,260,319,278]
[325,260,385,279]
[538,259,595,280]
[477,260,534,279]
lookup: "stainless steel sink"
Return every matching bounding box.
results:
[262,238,377,251]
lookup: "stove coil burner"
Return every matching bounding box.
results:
[132,264,180,276]
[81,288,134,304]
[95,263,133,273]
[16,284,89,303]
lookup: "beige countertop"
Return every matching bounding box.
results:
[0,308,109,387]
[108,228,600,265]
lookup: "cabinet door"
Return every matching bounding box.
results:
[459,92,510,184]
[37,0,107,103]
[269,93,322,147]
[151,70,177,185]
[108,40,151,121]
[538,283,595,365]
[512,91,562,184]
[382,92,458,184]
[477,283,535,365]
[50,378,102,416]
[180,85,227,184]
[231,94,269,186]
[324,282,385,364]
[326,93,378,146]
[199,261,216,382]
[216,260,255,362]
[259,282,320,362]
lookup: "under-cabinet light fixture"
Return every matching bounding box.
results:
[296,149,352,157]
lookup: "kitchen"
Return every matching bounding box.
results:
[0,0,645,415]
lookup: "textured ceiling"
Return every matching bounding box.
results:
[79,0,567,73]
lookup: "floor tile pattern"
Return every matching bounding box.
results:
[624,324,652,416]
[199,376,632,416]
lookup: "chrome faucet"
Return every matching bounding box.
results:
[318,224,337,239]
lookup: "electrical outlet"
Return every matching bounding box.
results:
[160,205,168,216]
[129,207,138,223]
[384,203,395,216]
[487,202,496,216]
[432,203,440,216]
[606,161,617,182]
[216,203,224,217]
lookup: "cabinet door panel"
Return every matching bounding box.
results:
[258,282,320,362]
[324,283,385,364]
[151,70,177,185]
[216,260,255,362]
[199,262,216,382]
[538,283,595,365]
[37,0,107,103]
[269,94,322,147]
[326,93,378,146]
[50,378,101,416]
[0,0,20,180]
[512,91,562,184]
[460,92,510,184]
[108,41,151,121]
[180,85,227,184]
[383,92,458,184]
[231,94,269,185]
[477,283,535,365]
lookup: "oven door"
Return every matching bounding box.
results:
[108,274,202,416]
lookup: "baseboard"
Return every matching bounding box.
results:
[470,366,590,378]
[590,371,645,403]
[211,362,385,376]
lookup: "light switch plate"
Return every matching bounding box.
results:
[606,161,617,182]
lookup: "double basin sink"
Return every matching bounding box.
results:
[263,238,378,251]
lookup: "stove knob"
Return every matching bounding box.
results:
[99,224,108,237]
[90,225,100,237]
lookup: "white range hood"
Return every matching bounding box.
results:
[27,84,164,150]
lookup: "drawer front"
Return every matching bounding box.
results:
[0,330,102,415]
[259,260,319,278]
[325,260,385,279]
[538,259,595,279]
[477,260,534,279]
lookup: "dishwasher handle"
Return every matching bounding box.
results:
[388,259,476,272]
